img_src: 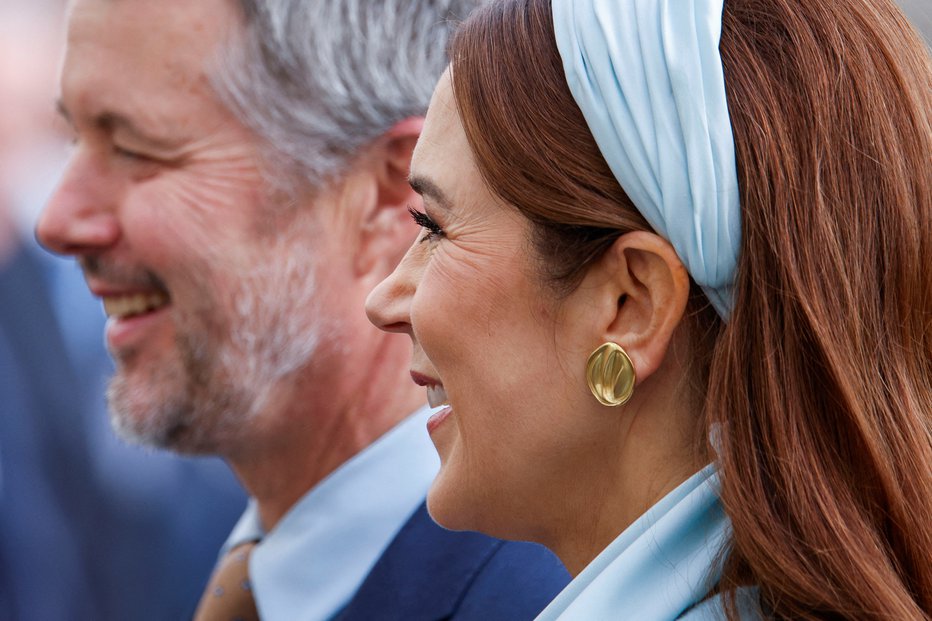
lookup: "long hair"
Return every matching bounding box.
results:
[448,0,932,618]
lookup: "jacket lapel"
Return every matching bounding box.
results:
[336,502,502,621]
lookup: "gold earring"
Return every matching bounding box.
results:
[586,342,636,406]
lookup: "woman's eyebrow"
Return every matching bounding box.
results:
[409,175,452,211]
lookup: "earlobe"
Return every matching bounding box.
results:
[587,231,690,384]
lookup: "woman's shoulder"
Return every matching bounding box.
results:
[677,587,763,620]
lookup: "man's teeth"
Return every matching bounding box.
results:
[103,292,170,319]
[426,385,450,408]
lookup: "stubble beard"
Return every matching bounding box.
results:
[107,235,326,455]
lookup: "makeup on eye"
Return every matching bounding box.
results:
[408,206,445,243]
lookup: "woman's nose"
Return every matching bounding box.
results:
[366,243,420,335]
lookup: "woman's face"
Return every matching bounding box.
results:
[366,72,604,540]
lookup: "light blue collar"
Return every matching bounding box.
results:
[221,405,440,621]
[536,465,730,620]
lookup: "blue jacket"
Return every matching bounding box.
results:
[336,502,570,620]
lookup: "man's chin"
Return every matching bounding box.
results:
[108,407,186,451]
[106,376,195,451]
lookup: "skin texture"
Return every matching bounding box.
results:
[367,72,707,575]
[38,0,425,529]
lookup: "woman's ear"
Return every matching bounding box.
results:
[579,231,691,383]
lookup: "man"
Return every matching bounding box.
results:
[1,2,245,619]
[37,0,569,619]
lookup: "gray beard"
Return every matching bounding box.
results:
[107,238,325,454]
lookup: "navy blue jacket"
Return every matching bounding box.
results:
[336,502,570,620]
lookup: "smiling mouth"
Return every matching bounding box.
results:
[426,384,450,408]
[102,292,171,319]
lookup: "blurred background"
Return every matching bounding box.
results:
[900,0,932,43]
[0,0,927,619]
[0,2,246,620]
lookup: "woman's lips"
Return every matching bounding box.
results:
[410,370,453,434]
[410,371,450,407]
[427,406,453,435]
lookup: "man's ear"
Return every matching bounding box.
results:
[578,231,691,383]
[354,117,424,280]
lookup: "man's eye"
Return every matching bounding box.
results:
[408,207,445,243]
[113,145,150,161]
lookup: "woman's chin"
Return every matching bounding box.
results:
[425,469,481,533]
[426,476,458,528]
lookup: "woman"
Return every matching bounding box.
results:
[366,0,932,618]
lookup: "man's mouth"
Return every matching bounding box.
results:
[102,291,171,319]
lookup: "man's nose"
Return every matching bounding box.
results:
[36,153,120,256]
[365,243,419,335]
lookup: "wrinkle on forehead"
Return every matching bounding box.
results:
[411,73,483,209]
[66,0,242,92]
[62,0,248,139]
[414,72,463,156]
[413,72,514,221]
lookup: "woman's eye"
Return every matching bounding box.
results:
[408,207,445,243]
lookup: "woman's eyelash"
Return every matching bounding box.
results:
[408,207,445,241]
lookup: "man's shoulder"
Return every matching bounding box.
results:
[337,502,569,621]
[453,536,571,620]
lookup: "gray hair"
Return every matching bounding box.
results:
[215,0,483,193]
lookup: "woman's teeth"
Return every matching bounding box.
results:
[103,292,170,319]
[426,384,450,408]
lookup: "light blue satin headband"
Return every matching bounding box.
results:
[553,0,741,318]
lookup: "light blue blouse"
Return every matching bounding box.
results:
[535,465,760,620]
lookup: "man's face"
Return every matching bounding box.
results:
[38,0,334,453]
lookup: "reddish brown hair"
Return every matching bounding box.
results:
[449,0,932,618]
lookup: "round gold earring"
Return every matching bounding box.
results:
[586,342,636,406]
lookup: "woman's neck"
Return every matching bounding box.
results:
[548,344,708,576]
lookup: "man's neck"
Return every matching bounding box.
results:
[226,334,424,531]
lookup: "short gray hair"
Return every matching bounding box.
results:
[215,0,482,193]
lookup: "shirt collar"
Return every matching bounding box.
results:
[535,464,729,620]
[221,405,440,621]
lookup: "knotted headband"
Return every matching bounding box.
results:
[553,0,740,318]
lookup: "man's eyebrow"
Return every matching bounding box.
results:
[408,175,452,211]
[55,99,180,150]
